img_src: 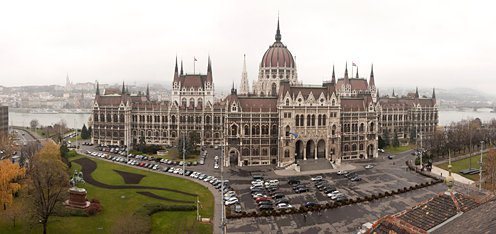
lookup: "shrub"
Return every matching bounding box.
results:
[86,202,102,216]
[136,203,196,216]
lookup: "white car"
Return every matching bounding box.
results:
[224,191,236,197]
[378,148,385,153]
[225,197,238,206]
[336,171,347,175]
[251,179,264,185]
[277,203,293,209]
[250,184,264,190]
[326,191,341,197]
[214,164,219,169]
[311,176,323,181]
[365,164,374,169]
[329,193,344,200]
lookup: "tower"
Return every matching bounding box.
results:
[239,54,249,95]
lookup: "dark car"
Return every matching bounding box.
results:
[388,155,394,159]
[258,200,273,206]
[295,187,309,193]
[304,202,318,208]
[275,198,290,205]
[335,196,347,202]
[323,187,337,194]
[259,205,274,211]
[292,184,306,190]
[272,193,285,199]
[350,176,362,182]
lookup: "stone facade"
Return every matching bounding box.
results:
[92,20,438,168]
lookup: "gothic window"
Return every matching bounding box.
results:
[182,98,187,107]
[370,122,375,132]
[272,125,277,135]
[198,98,203,107]
[262,148,268,156]
[205,115,211,124]
[285,99,290,106]
[271,83,277,96]
[318,115,322,126]
[332,125,336,135]
[285,126,290,136]
[322,114,326,126]
[332,99,336,106]
[189,98,195,107]
[262,125,269,135]
[307,114,311,126]
[344,144,349,152]
[359,144,364,150]
[311,115,316,126]
[300,115,304,126]
[295,115,300,126]
[231,124,238,136]
[244,125,249,135]
[171,115,176,124]
[284,149,290,158]
[359,123,364,132]
[352,144,357,151]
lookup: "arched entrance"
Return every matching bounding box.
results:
[317,139,326,158]
[295,140,303,160]
[229,149,240,166]
[367,144,374,158]
[306,140,315,159]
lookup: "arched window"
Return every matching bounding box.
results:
[344,144,349,152]
[284,149,290,157]
[271,83,277,96]
[231,124,238,136]
[307,114,311,126]
[332,125,337,135]
[295,115,300,126]
[285,126,290,136]
[352,144,357,151]
[197,98,203,107]
[285,99,290,106]
[120,114,125,122]
[182,98,187,107]
[244,125,249,136]
[311,115,315,126]
[272,125,278,135]
[300,115,304,126]
[94,114,99,122]
[322,114,326,126]
[171,115,176,124]
[370,122,375,132]
[359,144,364,150]
[359,123,364,132]
[189,98,195,107]
[318,115,322,126]
[205,115,211,124]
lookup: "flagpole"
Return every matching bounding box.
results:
[351,61,354,79]
[194,57,196,74]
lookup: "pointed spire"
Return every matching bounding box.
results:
[331,64,336,83]
[392,89,395,97]
[240,54,249,95]
[344,62,349,84]
[180,60,184,75]
[432,88,436,99]
[369,64,375,87]
[122,81,125,94]
[96,81,100,95]
[174,56,178,73]
[146,84,150,100]
[207,55,212,73]
[231,82,237,95]
[275,15,281,42]
[355,66,359,78]
[415,86,419,98]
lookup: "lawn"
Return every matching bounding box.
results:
[151,148,200,163]
[0,155,214,234]
[438,153,487,181]
[385,145,414,154]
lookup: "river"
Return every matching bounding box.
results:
[8,109,496,129]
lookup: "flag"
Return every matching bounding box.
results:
[194,57,197,62]
[352,62,357,67]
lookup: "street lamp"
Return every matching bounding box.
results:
[480,141,484,192]
[220,142,226,234]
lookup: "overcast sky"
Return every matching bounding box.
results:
[1,0,495,94]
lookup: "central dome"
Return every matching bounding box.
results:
[260,20,295,69]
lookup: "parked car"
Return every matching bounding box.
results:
[311,176,323,181]
[288,179,300,185]
[378,148,385,153]
[271,193,285,199]
[337,170,347,175]
[303,202,318,208]
[350,176,362,182]
[365,164,374,169]
[388,155,394,159]
[276,203,293,209]
[258,204,273,211]
[295,187,309,193]
[274,198,290,205]
[225,197,239,206]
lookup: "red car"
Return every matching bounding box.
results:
[256,197,272,203]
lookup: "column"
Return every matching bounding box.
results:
[303,143,307,160]
[314,143,317,160]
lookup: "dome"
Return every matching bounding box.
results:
[260,20,295,69]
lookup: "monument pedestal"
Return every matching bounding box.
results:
[64,187,90,209]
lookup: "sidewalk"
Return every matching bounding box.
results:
[274,163,356,176]
[431,166,474,185]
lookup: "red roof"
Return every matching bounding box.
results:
[261,41,295,68]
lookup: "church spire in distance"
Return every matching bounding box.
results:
[275,15,281,42]
[96,81,100,95]
[180,60,184,75]
[331,64,336,83]
[369,64,375,87]
[432,88,436,99]
[240,54,249,95]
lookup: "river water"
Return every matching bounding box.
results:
[8,109,496,129]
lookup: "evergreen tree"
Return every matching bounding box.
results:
[81,124,89,139]
[88,126,92,137]
[383,128,390,147]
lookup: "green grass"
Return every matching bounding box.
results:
[385,145,413,154]
[438,153,487,181]
[0,154,214,234]
[151,149,200,163]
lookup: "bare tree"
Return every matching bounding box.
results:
[30,119,39,130]
[0,133,19,160]
[26,142,69,234]
[484,149,496,193]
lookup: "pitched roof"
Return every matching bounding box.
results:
[369,192,479,234]
[336,78,369,91]
[237,97,278,112]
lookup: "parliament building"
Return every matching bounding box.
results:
[92,20,438,167]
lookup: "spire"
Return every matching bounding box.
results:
[415,86,419,98]
[275,15,281,42]
[180,60,184,75]
[369,64,375,87]
[207,55,212,73]
[146,84,150,99]
[344,62,349,83]
[355,66,359,78]
[240,54,249,95]
[96,81,100,95]
[231,82,237,95]
[331,64,336,83]
[432,88,436,99]
[122,81,125,94]
[392,89,395,97]
[174,56,178,73]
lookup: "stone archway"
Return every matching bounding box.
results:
[229,148,240,166]
[317,139,326,158]
[367,144,375,158]
[306,140,315,159]
[295,140,303,161]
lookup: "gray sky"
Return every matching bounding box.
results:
[1,0,495,93]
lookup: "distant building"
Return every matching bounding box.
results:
[0,106,8,137]
[92,19,438,168]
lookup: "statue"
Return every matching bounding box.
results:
[70,169,86,188]
[65,169,90,209]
